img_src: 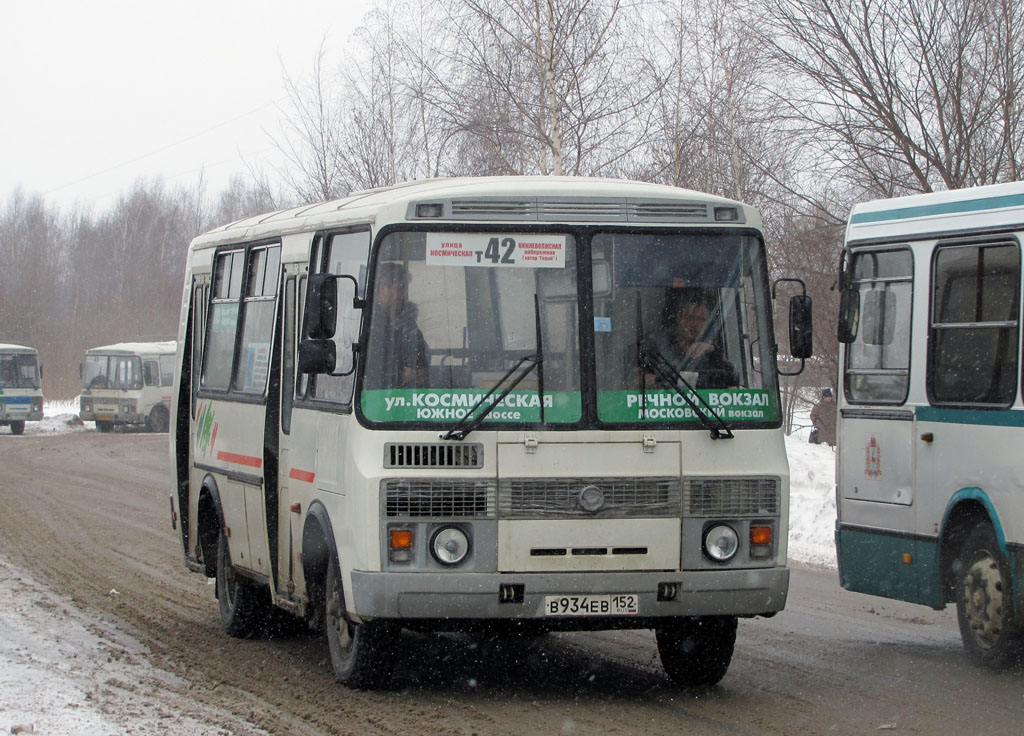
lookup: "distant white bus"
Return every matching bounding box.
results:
[0,343,44,435]
[80,342,177,432]
[171,176,812,689]
[835,181,1024,666]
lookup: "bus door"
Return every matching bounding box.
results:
[277,231,369,600]
[837,246,921,602]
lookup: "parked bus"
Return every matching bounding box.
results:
[0,343,44,435]
[80,342,176,432]
[170,176,812,688]
[835,181,1024,667]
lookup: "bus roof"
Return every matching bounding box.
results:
[85,341,177,356]
[0,343,38,354]
[190,176,760,250]
[847,180,1024,244]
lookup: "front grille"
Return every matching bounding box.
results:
[499,477,681,519]
[384,443,483,468]
[684,477,780,517]
[383,479,496,518]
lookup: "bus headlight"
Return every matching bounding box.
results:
[703,524,739,562]
[430,526,470,566]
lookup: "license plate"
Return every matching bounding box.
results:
[97,415,114,421]
[544,594,639,616]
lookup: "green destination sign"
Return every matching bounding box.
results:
[361,389,582,423]
[598,389,778,423]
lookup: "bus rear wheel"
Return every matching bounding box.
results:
[10,421,25,435]
[956,523,1020,667]
[324,556,394,689]
[216,529,269,638]
[656,615,737,689]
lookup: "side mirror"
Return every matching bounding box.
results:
[298,339,336,374]
[304,274,339,339]
[837,288,860,343]
[789,294,813,359]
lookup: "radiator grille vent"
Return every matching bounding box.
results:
[383,480,496,518]
[683,477,780,517]
[415,197,726,223]
[499,477,681,519]
[384,443,483,468]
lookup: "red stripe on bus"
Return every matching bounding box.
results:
[289,468,316,483]
[217,451,263,468]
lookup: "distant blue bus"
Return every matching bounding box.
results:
[0,343,44,434]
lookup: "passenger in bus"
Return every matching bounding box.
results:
[646,287,737,389]
[368,261,429,389]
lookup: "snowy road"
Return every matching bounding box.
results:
[1,430,1021,735]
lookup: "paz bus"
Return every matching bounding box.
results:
[835,181,1024,666]
[0,343,44,435]
[170,176,812,688]
[80,342,177,432]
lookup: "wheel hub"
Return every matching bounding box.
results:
[963,553,1004,649]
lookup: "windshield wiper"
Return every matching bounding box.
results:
[636,294,734,440]
[442,295,545,441]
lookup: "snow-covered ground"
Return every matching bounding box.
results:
[1,402,838,733]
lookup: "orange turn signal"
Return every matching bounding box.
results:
[750,526,773,545]
[390,529,413,549]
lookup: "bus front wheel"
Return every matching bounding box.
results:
[324,556,394,689]
[146,405,169,433]
[216,529,269,638]
[10,421,25,435]
[656,615,737,689]
[956,523,1019,667]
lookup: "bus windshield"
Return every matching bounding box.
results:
[83,354,143,391]
[0,353,40,389]
[361,230,582,425]
[359,228,777,427]
[593,231,779,425]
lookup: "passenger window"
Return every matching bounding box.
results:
[929,242,1020,406]
[844,248,913,404]
[310,230,370,404]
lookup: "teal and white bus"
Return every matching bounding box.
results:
[171,176,812,688]
[0,343,44,435]
[835,181,1024,666]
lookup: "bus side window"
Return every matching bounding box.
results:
[310,229,370,404]
[144,361,158,387]
[929,242,1020,406]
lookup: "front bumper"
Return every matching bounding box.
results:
[350,567,788,624]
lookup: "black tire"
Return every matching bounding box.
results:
[656,615,737,689]
[96,420,114,433]
[956,523,1019,667]
[10,420,25,435]
[146,405,169,433]
[216,529,269,638]
[324,556,394,688]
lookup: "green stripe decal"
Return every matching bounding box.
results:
[916,406,1024,427]
[851,192,1024,224]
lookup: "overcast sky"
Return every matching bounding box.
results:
[0,0,373,213]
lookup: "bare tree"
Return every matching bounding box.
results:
[760,0,1024,195]
[434,0,655,176]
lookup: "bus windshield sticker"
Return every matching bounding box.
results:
[425,233,566,269]
[598,389,778,423]
[361,388,581,423]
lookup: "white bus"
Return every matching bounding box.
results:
[170,176,812,688]
[80,342,177,432]
[0,343,44,435]
[835,181,1024,667]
